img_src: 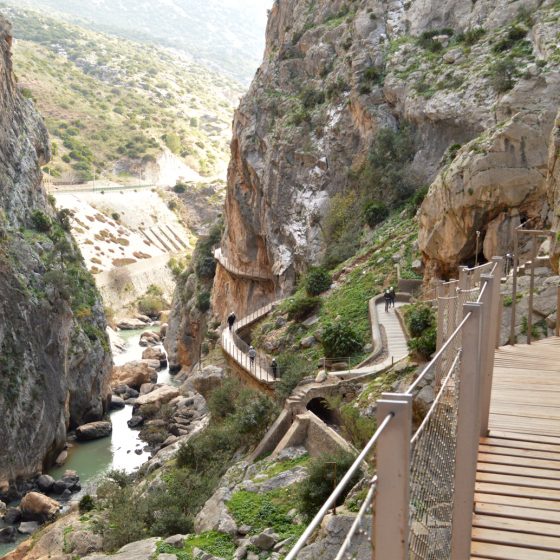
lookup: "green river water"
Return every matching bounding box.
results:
[0,326,175,557]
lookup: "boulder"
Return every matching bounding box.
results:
[51,480,68,495]
[76,421,112,441]
[300,336,316,349]
[181,365,225,398]
[250,528,278,551]
[194,486,237,535]
[159,323,168,339]
[128,416,144,428]
[0,526,16,543]
[135,314,152,323]
[0,499,6,516]
[140,383,157,395]
[159,554,178,560]
[4,507,21,524]
[55,449,68,466]
[66,529,104,556]
[163,534,187,548]
[110,395,126,410]
[139,331,160,347]
[20,492,60,522]
[112,360,159,389]
[134,386,180,408]
[117,318,147,330]
[36,474,55,493]
[142,346,167,365]
[82,536,159,560]
[17,521,39,534]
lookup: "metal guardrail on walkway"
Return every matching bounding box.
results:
[286,257,505,560]
[214,247,273,281]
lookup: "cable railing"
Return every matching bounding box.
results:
[214,247,273,281]
[285,256,505,560]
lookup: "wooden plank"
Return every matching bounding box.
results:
[476,481,560,501]
[476,471,560,490]
[471,541,560,560]
[481,436,560,453]
[477,461,560,480]
[479,444,560,461]
[488,430,560,446]
[478,452,560,471]
[473,514,560,537]
[474,492,560,511]
[472,527,560,552]
[475,502,560,524]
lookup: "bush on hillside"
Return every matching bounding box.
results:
[284,294,321,322]
[404,303,436,359]
[321,320,363,358]
[363,201,388,228]
[275,353,311,401]
[298,452,360,520]
[304,267,332,296]
[31,210,52,232]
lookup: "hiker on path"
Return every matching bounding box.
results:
[271,358,278,379]
[384,289,391,312]
[389,286,396,308]
[248,345,257,367]
[227,311,236,331]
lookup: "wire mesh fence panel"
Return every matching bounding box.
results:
[408,350,461,560]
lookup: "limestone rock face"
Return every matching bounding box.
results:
[208,0,560,319]
[548,110,560,270]
[419,110,557,278]
[0,16,111,493]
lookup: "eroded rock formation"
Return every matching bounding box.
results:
[0,16,111,492]
[210,0,560,318]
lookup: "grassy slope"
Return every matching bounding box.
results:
[253,212,421,367]
[3,4,244,180]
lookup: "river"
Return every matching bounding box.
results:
[0,326,174,557]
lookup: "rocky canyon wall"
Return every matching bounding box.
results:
[0,16,111,493]
[210,0,560,318]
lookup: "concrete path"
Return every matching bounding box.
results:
[376,300,409,364]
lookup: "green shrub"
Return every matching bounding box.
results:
[304,267,332,296]
[410,185,429,211]
[321,320,363,358]
[284,294,321,322]
[196,290,211,312]
[138,295,164,317]
[275,353,311,401]
[79,494,95,513]
[298,452,359,520]
[300,87,325,109]
[489,59,515,93]
[111,212,120,221]
[404,303,436,359]
[363,201,388,228]
[173,182,187,193]
[31,210,52,232]
[404,304,435,337]
[462,27,485,45]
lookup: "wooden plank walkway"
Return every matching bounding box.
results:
[471,337,560,559]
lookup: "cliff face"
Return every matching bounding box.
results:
[210,0,559,320]
[0,17,111,492]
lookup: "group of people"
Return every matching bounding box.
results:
[227,310,278,378]
[383,286,396,312]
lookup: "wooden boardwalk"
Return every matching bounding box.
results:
[471,337,560,559]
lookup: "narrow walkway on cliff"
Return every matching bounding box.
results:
[214,247,273,281]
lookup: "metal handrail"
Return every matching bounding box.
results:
[284,413,394,560]
[406,312,471,395]
[333,476,378,560]
[214,247,273,281]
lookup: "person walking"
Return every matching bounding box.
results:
[384,289,391,312]
[248,345,256,368]
[271,358,278,379]
[227,311,236,331]
[389,286,396,308]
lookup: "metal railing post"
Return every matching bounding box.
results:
[458,266,469,290]
[478,274,495,436]
[510,231,519,345]
[451,302,483,560]
[557,286,560,338]
[527,235,538,344]
[374,393,412,560]
[492,257,504,349]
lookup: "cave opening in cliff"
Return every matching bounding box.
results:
[306,397,341,427]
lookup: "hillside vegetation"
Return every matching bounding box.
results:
[6,0,270,84]
[2,4,243,181]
